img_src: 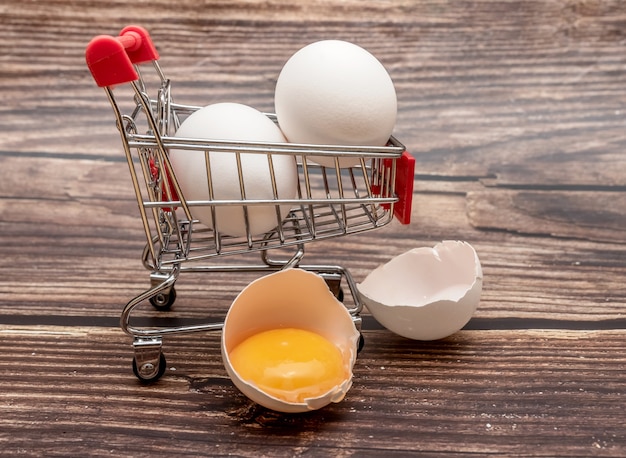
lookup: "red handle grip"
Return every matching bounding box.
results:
[85,25,159,87]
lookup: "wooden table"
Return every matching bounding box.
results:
[2,1,625,456]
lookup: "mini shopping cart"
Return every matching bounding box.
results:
[85,25,415,382]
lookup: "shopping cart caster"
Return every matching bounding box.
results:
[149,286,176,311]
[149,272,177,311]
[132,337,166,383]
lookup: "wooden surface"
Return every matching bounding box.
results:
[2,0,626,456]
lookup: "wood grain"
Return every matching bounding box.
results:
[1,0,626,456]
[1,326,625,456]
[467,189,626,243]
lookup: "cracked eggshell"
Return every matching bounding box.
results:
[221,268,360,413]
[357,241,483,341]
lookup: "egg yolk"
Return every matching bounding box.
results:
[228,328,348,404]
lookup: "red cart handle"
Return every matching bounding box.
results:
[85,25,159,87]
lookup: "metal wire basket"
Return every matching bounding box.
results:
[86,25,415,382]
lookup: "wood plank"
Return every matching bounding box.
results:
[1,326,625,456]
[2,1,625,184]
[467,189,626,243]
[1,157,625,322]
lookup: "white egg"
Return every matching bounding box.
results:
[357,241,483,341]
[169,103,298,237]
[222,269,360,413]
[274,40,397,168]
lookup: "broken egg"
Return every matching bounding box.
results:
[357,241,483,341]
[221,268,360,413]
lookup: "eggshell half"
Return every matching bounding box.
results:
[222,268,360,413]
[169,103,298,237]
[357,241,483,341]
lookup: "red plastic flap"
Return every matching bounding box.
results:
[86,35,138,87]
[85,25,158,87]
[149,157,179,212]
[393,151,415,225]
[119,25,159,64]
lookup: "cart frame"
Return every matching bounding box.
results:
[86,25,414,382]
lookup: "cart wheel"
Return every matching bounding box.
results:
[149,287,176,311]
[357,333,365,353]
[132,352,166,383]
